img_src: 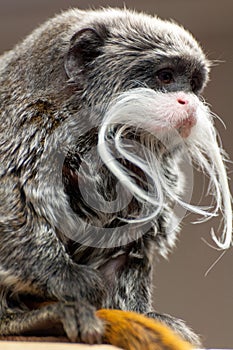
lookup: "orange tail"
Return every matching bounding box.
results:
[96,309,194,350]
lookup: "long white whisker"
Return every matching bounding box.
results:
[97,88,233,249]
[204,250,227,277]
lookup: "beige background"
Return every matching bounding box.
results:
[0,0,232,348]
[0,343,119,350]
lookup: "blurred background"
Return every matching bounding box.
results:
[0,0,232,347]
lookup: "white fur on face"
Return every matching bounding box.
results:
[98,88,232,249]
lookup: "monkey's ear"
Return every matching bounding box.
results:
[65,26,108,80]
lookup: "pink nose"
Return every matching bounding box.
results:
[177,98,188,105]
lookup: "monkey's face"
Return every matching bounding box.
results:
[63,13,210,162]
[64,12,209,149]
[61,10,232,249]
[64,16,208,106]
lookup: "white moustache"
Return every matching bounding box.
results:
[98,88,232,250]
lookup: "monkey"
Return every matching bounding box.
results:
[0,7,232,349]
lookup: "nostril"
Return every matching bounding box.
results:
[177,98,187,105]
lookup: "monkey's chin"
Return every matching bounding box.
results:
[176,114,197,139]
[178,127,192,138]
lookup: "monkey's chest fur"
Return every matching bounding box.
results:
[62,130,180,300]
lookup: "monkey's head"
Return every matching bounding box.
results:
[64,9,209,106]
[13,8,231,250]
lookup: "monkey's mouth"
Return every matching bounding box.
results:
[141,111,197,141]
[174,115,197,138]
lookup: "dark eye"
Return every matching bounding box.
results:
[156,69,174,84]
[190,76,199,92]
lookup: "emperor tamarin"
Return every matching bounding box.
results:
[0,7,232,347]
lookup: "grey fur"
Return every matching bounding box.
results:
[0,7,213,346]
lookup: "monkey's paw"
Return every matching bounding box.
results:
[54,302,104,343]
[0,301,104,344]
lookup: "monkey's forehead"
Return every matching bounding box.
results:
[58,8,209,69]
